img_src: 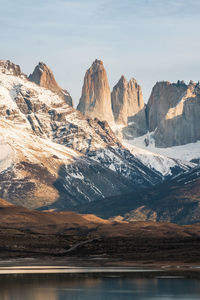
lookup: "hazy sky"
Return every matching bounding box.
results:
[1,0,200,105]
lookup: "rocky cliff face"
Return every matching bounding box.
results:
[29,62,73,106]
[147,81,200,147]
[122,107,148,140]
[147,80,187,132]
[77,59,114,124]
[111,76,144,125]
[77,61,147,139]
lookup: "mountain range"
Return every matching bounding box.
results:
[0,58,200,224]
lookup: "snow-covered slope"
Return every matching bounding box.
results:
[124,132,200,165]
[123,141,195,177]
[1,117,144,209]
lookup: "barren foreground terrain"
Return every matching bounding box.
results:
[1,200,200,267]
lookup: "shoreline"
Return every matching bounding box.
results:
[1,265,200,279]
[1,257,200,275]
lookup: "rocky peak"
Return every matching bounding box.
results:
[111,75,144,125]
[147,81,188,132]
[29,62,56,86]
[188,80,200,91]
[175,80,187,87]
[77,59,114,125]
[91,59,104,71]
[117,75,128,87]
[0,60,22,76]
[29,62,73,106]
[147,80,200,147]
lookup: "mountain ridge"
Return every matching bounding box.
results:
[0,59,170,211]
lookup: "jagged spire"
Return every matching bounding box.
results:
[77,59,114,124]
[111,75,144,125]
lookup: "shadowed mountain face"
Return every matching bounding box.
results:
[75,166,200,225]
[111,76,145,125]
[122,108,148,139]
[29,62,73,106]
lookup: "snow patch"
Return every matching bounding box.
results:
[123,137,195,176]
[125,132,200,164]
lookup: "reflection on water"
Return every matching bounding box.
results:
[0,273,200,300]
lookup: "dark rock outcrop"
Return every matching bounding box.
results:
[122,107,148,139]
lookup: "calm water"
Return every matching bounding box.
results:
[0,271,200,300]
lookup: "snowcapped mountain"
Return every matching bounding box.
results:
[0,59,198,214]
[0,59,171,210]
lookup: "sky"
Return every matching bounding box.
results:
[1,0,200,105]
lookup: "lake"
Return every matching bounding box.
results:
[0,267,200,300]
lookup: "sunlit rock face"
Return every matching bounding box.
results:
[111,75,144,125]
[29,62,73,106]
[77,59,114,125]
[147,80,187,132]
[147,80,200,147]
